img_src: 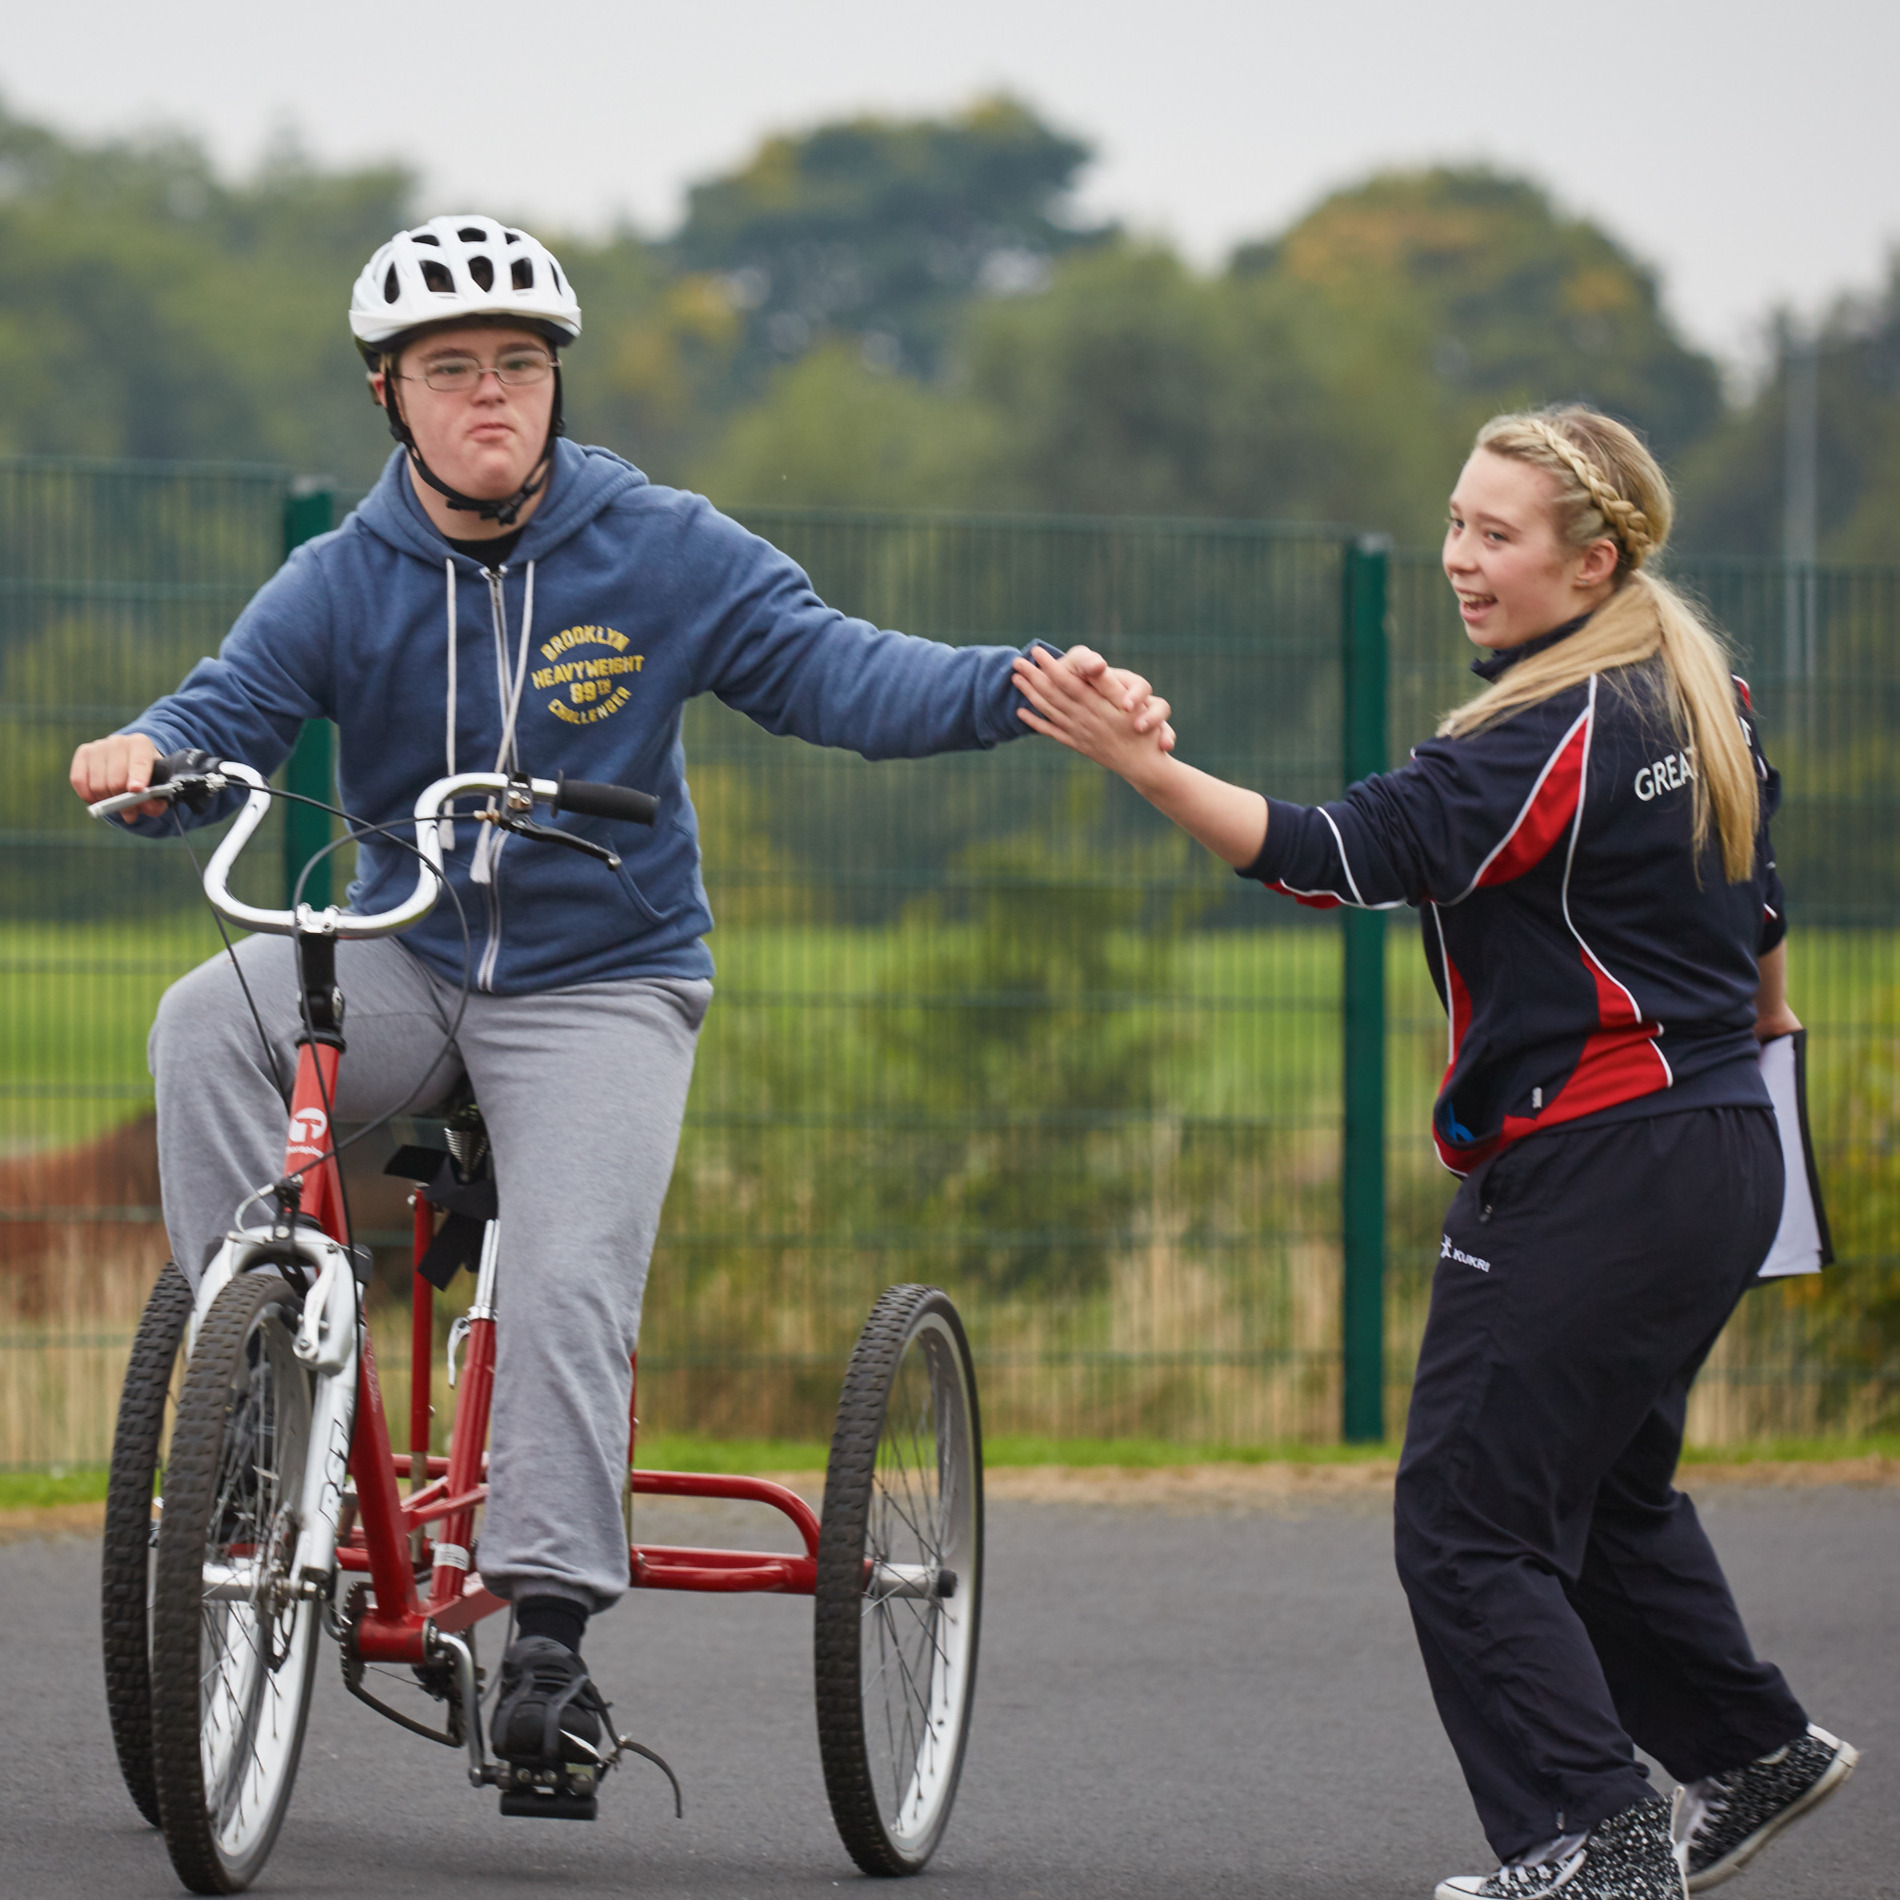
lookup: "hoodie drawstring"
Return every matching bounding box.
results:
[442,559,459,849]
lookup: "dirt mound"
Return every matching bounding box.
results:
[0,1114,165,1324]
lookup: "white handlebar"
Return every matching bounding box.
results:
[88,764,556,940]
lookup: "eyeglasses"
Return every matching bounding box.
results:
[395,348,556,393]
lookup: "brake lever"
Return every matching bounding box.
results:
[160,749,223,814]
[486,812,621,871]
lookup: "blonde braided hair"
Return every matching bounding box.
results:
[1512,414,1657,566]
[1440,405,1761,881]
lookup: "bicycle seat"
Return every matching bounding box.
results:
[386,1088,494,1289]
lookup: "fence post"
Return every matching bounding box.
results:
[1340,535,1390,1443]
[281,482,335,910]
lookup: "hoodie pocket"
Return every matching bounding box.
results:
[614,862,676,929]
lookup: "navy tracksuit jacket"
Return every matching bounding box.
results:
[1241,624,1784,1173]
[1241,625,1808,1859]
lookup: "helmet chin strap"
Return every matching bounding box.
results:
[383,365,565,528]
[405,443,551,527]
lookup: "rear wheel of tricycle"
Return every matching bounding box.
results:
[814,1283,983,1875]
[101,1259,194,1826]
[149,1271,321,1893]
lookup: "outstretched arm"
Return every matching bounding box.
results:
[1013,644,1267,869]
[692,507,1176,758]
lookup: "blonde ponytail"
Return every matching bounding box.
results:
[1439,407,1760,881]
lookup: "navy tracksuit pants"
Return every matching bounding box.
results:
[1395,1106,1809,1861]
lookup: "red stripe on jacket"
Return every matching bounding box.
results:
[1475,714,1588,888]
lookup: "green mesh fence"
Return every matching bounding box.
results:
[0,459,300,1468]
[1,461,1895,1468]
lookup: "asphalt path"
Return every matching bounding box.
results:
[4,1486,1893,1900]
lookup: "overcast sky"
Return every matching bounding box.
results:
[6,0,1896,369]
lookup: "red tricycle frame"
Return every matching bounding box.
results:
[281,1038,820,1675]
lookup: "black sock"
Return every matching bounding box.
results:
[515,1595,589,1655]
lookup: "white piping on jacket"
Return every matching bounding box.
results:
[1557,675,1674,1087]
[442,560,458,848]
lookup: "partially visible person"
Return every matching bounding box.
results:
[1012,405,1857,1900]
[70,214,1168,1793]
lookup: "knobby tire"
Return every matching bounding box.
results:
[101,1259,194,1826]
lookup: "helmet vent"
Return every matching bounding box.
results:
[411,232,440,246]
[383,265,400,303]
[504,230,522,245]
[511,257,535,291]
[469,255,494,291]
[458,226,487,242]
[421,261,454,294]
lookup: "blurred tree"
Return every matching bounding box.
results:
[961,240,1357,522]
[961,244,1231,517]
[554,238,741,484]
[0,108,261,462]
[689,341,1012,509]
[925,169,1725,539]
[0,103,414,479]
[1227,167,1725,540]
[672,95,1110,388]
[1675,269,1900,562]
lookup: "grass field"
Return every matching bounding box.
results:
[4,914,1893,1144]
[10,1433,1900,1516]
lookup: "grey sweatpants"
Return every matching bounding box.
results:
[149,934,710,1612]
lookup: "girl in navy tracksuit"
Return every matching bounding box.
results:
[1013,406,1856,1900]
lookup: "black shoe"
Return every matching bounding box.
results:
[492,1636,610,1819]
[1676,1724,1858,1890]
[1436,1798,1686,1899]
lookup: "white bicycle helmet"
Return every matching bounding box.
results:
[350,215,582,354]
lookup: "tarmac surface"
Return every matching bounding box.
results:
[3,1482,1893,1899]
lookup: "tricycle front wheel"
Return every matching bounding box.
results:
[150,1272,321,1893]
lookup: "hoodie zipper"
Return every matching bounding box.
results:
[473,563,534,994]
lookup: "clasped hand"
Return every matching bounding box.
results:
[1014,645,1175,788]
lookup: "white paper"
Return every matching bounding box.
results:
[1757,1035,1825,1277]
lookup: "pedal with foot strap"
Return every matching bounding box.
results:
[498,1762,600,1821]
[493,1733,682,1821]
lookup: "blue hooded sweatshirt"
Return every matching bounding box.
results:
[125,441,1041,993]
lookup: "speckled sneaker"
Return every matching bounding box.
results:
[1675,1724,1858,1891]
[1436,1798,1686,1899]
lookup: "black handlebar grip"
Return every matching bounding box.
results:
[554,774,659,827]
[150,748,217,787]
